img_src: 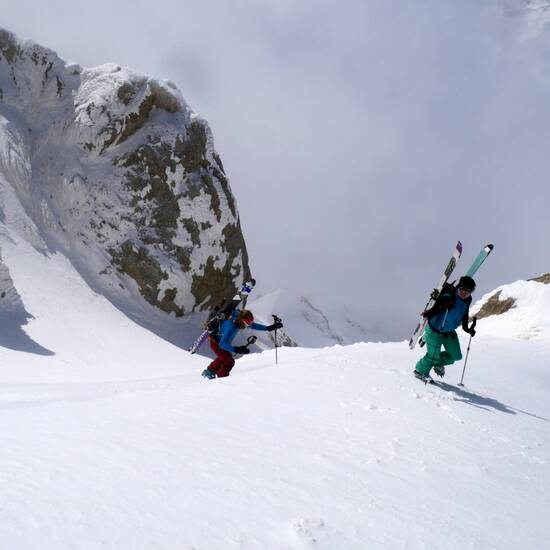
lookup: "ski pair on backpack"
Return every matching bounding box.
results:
[188,279,256,354]
[409,243,493,350]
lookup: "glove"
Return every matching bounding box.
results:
[233,345,250,354]
[266,321,283,332]
[466,328,476,337]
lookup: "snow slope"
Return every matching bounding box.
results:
[1,234,549,549]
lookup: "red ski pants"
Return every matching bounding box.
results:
[207,338,235,378]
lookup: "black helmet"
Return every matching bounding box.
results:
[458,276,476,292]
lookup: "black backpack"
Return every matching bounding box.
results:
[424,282,458,319]
[205,299,240,336]
[204,280,255,337]
[434,281,456,305]
[205,306,226,336]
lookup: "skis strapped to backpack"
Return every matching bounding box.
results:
[465,244,494,278]
[409,241,463,350]
[410,243,494,350]
[188,279,256,354]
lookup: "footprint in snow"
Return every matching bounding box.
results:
[292,518,326,545]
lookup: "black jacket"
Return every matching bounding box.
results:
[424,285,472,334]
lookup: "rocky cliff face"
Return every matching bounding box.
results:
[0,28,250,318]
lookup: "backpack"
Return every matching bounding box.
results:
[204,279,255,337]
[434,281,456,305]
[425,281,457,319]
[204,300,233,336]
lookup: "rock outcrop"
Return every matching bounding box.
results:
[0,28,250,318]
[471,275,550,340]
[474,290,517,320]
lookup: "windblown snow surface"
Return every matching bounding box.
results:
[1,234,549,550]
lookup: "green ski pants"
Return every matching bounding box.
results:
[415,324,462,376]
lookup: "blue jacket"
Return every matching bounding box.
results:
[426,288,472,334]
[215,309,268,353]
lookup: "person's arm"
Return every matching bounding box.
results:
[461,304,475,335]
[249,322,268,331]
[252,319,283,332]
[462,308,469,332]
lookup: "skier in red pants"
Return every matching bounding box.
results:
[202,309,282,379]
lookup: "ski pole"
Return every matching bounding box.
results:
[246,335,257,349]
[272,314,281,365]
[458,317,477,387]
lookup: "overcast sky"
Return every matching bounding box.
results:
[2,0,549,339]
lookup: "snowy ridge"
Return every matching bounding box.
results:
[472,276,550,340]
[249,289,372,348]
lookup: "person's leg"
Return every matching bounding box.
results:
[204,339,228,376]
[415,325,443,376]
[439,332,462,366]
[216,353,235,378]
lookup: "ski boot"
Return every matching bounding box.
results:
[414,370,434,384]
[433,365,445,378]
[201,368,216,380]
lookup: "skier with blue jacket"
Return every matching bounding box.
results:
[414,276,477,381]
[201,309,283,379]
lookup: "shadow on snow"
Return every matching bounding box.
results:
[0,311,55,356]
[433,381,548,422]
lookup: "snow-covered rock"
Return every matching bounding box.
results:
[0,28,250,322]
[472,273,550,339]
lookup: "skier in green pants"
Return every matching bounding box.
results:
[415,276,477,381]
